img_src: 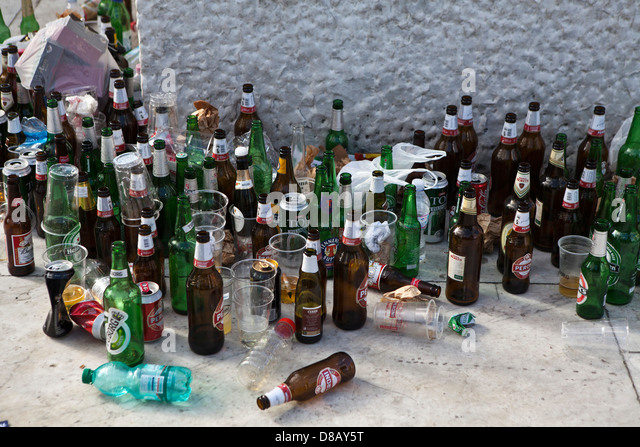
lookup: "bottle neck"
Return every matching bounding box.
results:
[47,107,62,135]
[101,136,115,164]
[241,91,256,114]
[140,215,158,237]
[153,149,170,178]
[109,249,132,283]
[212,138,229,161]
[500,120,518,145]
[77,181,96,210]
[546,149,565,174]
[626,110,640,143]
[7,116,21,134]
[331,108,343,131]
[458,105,473,126]
[35,159,47,181]
[193,240,214,269]
[277,153,295,179]
[459,196,477,225]
[301,252,319,274]
[590,228,608,258]
[579,166,597,189]
[513,209,530,233]
[175,203,195,238]
[370,175,384,193]
[442,113,458,136]
[113,87,129,110]
[306,238,322,261]
[588,113,605,137]
[456,167,472,185]
[523,110,541,133]
[513,170,530,198]
[129,172,148,198]
[137,232,155,257]
[401,191,418,221]
[257,202,274,224]
[97,195,114,218]
[341,219,362,246]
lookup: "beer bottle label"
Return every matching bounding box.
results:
[193,242,214,269]
[57,101,69,122]
[113,128,126,153]
[447,252,465,282]
[511,253,532,279]
[185,178,198,202]
[97,196,115,218]
[442,113,459,137]
[367,261,386,289]
[523,110,541,132]
[591,229,608,258]
[213,296,224,332]
[315,367,342,396]
[257,203,274,225]
[7,52,18,73]
[320,236,339,271]
[579,168,597,189]
[182,220,195,234]
[576,273,589,305]
[456,167,472,186]
[562,188,579,209]
[500,121,518,145]
[514,172,530,198]
[134,105,149,126]
[129,173,148,198]
[356,275,368,309]
[458,105,473,126]
[235,179,253,190]
[10,231,34,267]
[35,160,48,181]
[300,305,322,337]
[240,92,256,114]
[76,185,88,198]
[137,234,155,257]
[534,199,543,227]
[605,242,620,286]
[105,308,132,355]
[513,211,530,233]
[549,149,565,169]
[587,114,605,137]
[137,142,153,165]
[213,139,229,161]
[1,91,14,112]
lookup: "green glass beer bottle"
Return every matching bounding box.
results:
[313,164,338,278]
[20,0,40,36]
[326,99,349,153]
[616,106,640,175]
[248,120,272,196]
[393,183,421,277]
[590,181,615,236]
[380,145,397,212]
[323,148,339,194]
[606,184,640,305]
[168,194,196,315]
[152,139,177,250]
[175,152,188,197]
[103,241,145,367]
[576,218,610,319]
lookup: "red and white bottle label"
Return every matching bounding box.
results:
[213,296,224,331]
[513,211,530,233]
[442,114,459,137]
[129,173,148,198]
[213,140,229,161]
[193,242,214,269]
[113,129,126,153]
[356,275,368,308]
[367,261,385,289]
[511,253,532,279]
[523,110,540,132]
[576,273,588,305]
[134,106,149,126]
[113,88,129,110]
[315,367,342,396]
[97,196,114,218]
[137,234,155,257]
[10,231,34,267]
[579,168,597,189]
[240,92,256,114]
[587,114,605,137]
[500,122,518,145]
[562,188,579,209]
[458,105,473,126]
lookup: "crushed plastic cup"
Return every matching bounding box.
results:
[373,300,445,340]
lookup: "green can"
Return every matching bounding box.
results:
[422,171,448,243]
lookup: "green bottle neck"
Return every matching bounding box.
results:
[174,200,196,240]
[625,109,640,143]
[401,190,418,221]
[110,246,134,285]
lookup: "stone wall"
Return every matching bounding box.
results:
[136,0,640,176]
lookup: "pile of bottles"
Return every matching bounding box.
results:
[5,1,640,409]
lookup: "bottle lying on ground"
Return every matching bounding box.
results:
[367,261,441,298]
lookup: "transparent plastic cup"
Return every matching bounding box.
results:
[561,317,629,352]
[373,300,445,340]
[268,232,306,304]
[233,285,274,348]
[218,266,233,335]
[360,210,398,265]
[42,243,89,310]
[558,235,592,298]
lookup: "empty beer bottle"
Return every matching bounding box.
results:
[270,146,300,219]
[306,229,327,319]
[323,147,339,194]
[109,80,137,145]
[576,218,610,319]
[576,105,608,180]
[6,111,25,148]
[326,99,349,153]
[551,179,582,267]
[232,150,258,260]
[294,248,324,344]
[78,171,98,258]
[202,155,217,191]
[132,224,164,294]
[432,105,463,208]
[367,261,441,297]
[257,352,356,410]
[606,184,640,305]
[140,207,164,261]
[50,92,78,164]
[497,162,535,273]
[517,102,546,200]
[338,172,353,238]
[184,166,198,207]
[616,106,640,175]
[94,187,122,266]
[54,134,70,164]
[44,99,73,161]
[100,127,116,169]
[393,183,421,277]
[488,113,521,217]
[99,162,121,228]
[586,137,604,197]
[533,141,567,251]
[4,174,35,276]
[615,167,633,199]
[380,145,397,211]
[252,193,280,257]
[502,203,533,294]
[578,159,598,233]
[333,212,368,330]
[32,85,47,125]
[80,140,101,195]
[446,187,484,305]
[168,195,196,315]
[152,139,177,249]
[15,76,32,120]
[211,129,236,217]
[234,83,260,138]
[186,231,225,355]
[135,133,152,175]
[33,151,47,238]
[365,170,388,212]
[175,152,188,198]
[458,95,478,169]
[590,181,615,235]
[103,240,145,367]
[248,120,272,195]
[20,0,40,35]
[448,180,471,243]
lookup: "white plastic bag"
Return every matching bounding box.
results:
[608,114,633,174]
[338,142,445,195]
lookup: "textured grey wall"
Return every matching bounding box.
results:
[136,0,640,177]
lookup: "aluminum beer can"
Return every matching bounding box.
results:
[137,281,163,342]
[250,259,281,323]
[422,171,448,243]
[471,173,489,215]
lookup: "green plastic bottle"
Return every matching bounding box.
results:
[103,241,145,367]
[82,361,192,402]
[393,183,421,277]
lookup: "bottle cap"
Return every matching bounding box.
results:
[81,368,94,384]
[275,318,295,338]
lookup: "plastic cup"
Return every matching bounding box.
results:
[194,220,225,268]
[233,285,274,348]
[42,243,89,310]
[268,232,306,304]
[557,235,592,298]
[373,300,445,340]
[561,318,629,352]
[42,164,80,248]
[191,189,229,216]
[218,267,233,335]
[360,210,398,265]
[230,258,280,323]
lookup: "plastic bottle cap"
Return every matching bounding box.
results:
[275,318,295,337]
[81,369,94,384]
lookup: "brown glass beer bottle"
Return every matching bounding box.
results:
[432,105,463,208]
[517,102,546,200]
[488,113,521,217]
[458,95,478,169]
[533,141,567,251]
[4,174,35,276]
[502,202,534,294]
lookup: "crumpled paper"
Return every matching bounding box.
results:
[381,285,426,302]
[478,213,501,254]
[191,100,219,134]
